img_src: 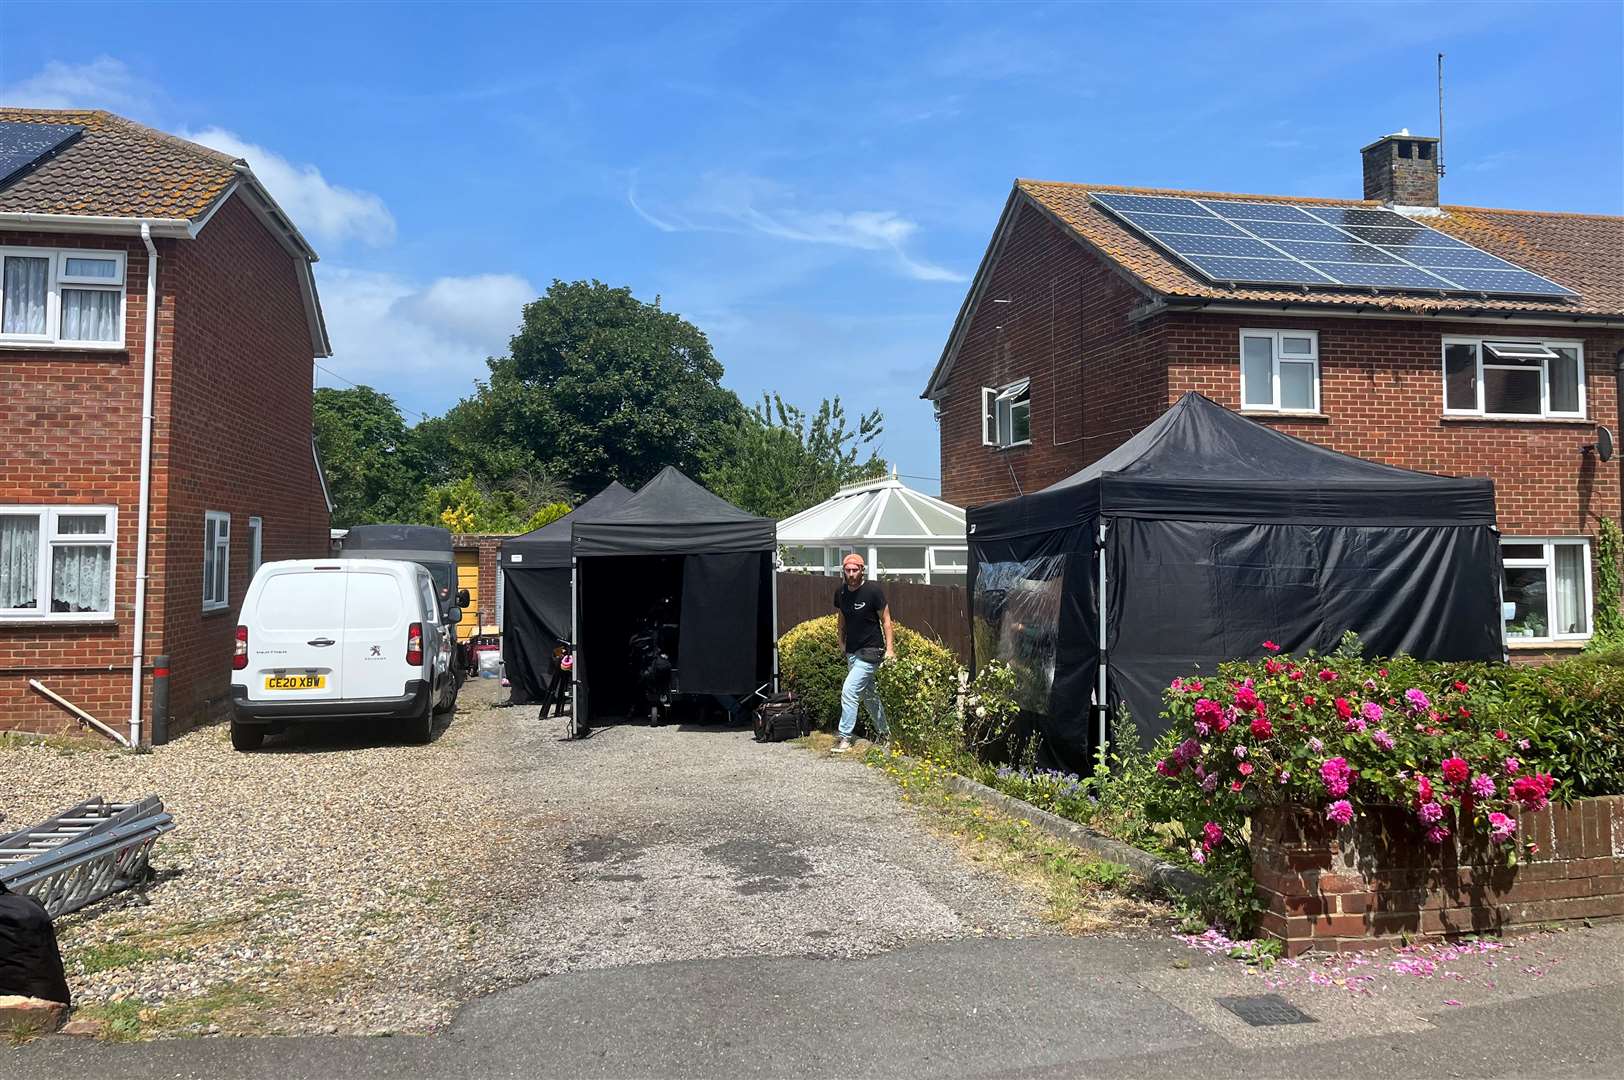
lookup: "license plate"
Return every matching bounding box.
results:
[264,674,325,691]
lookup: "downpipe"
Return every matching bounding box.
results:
[30,679,131,748]
[129,222,159,747]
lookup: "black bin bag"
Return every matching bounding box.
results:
[0,882,71,1005]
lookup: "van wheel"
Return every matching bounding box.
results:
[434,687,458,716]
[404,703,435,744]
[231,722,265,752]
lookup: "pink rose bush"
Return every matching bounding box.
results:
[1148,637,1559,915]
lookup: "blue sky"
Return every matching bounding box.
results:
[4,1,1620,494]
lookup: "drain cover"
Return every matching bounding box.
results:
[1217,994,1317,1026]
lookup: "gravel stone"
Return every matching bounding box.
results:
[0,680,1049,1038]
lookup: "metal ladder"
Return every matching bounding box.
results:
[0,797,174,918]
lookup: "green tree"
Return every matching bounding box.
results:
[442,280,745,495]
[418,475,543,534]
[313,386,429,527]
[701,393,885,519]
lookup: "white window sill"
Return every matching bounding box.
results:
[995,440,1033,450]
[1442,414,1590,425]
[0,615,117,626]
[1507,638,1588,650]
[1240,410,1329,421]
[0,340,127,353]
[202,603,231,615]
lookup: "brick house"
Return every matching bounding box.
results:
[925,131,1624,657]
[0,109,331,741]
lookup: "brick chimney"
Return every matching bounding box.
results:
[1360,130,1440,207]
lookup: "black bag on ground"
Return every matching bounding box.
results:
[0,882,71,1005]
[753,693,808,743]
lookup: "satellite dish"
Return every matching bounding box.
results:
[1586,425,1615,463]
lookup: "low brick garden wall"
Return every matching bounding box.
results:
[1254,796,1624,956]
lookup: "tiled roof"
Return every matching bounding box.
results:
[1018,180,1624,318]
[0,108,238,221]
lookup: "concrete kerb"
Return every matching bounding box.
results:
[876,748,1204,901]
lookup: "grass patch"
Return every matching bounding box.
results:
[72,1000,145,1042]
[848,748,1166,934]
[75,941,165,976]
[0,731,104,753]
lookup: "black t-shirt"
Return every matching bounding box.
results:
[833,581,887,654]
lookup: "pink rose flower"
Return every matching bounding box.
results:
[1190,844,1206,865]
[1504,757,1520,775]
[1418,801,1444,824]
[1233,686,1261,713]
[1264,658,1284,676]
[1232,744,1248,760]
[1194,698,1222,728]
[1440,756,1470,786]
[1345,717,1367,734]
[1325,799,1354,826]
[1371,729,1395,751]
[1424,825,1451,845]
[1262,640,1280,652]
[1405,688,1431,711]
[1320,757,1352,798]
[1238,761,1254,777]
[1470,774,1496,799]
[1318,669,1339,683]
[1361,701,1384,724]
[1250,716,1273,740]
[1201,774,1218,793]
[1488,812,1517,843]
[1203,821,1224,848]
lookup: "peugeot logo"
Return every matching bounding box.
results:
[370,645,382,657]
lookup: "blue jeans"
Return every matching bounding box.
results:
[839,653,888,738]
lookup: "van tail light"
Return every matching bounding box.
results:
[233,625,249,670]
[406,622,424,667]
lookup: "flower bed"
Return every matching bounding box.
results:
[1146,634,1624,942]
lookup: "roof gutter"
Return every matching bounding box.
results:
[0,211,192,238]
[1136,295,1624,330]
[130,221,160,747]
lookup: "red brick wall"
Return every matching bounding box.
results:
[158,194,330,735]
[937,200,1167,507]
[1254,799,1624,956]
[0,231,156,737]
[1162,313,1623,538]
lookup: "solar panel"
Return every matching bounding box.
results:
[1089,191,1577,299]
[0,121,83,190]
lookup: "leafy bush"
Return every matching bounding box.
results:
[777,616,961,757]
[1591,516,1624,647]
[1147,633,1562,932]
[1462,658,1624,800]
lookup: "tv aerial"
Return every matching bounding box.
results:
[1583,425,1614,462]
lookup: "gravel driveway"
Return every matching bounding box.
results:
[0,680,1048,1039]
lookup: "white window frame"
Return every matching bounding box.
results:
[1442,337,1586,420]
[247,516,263,577]
[203,511,231,612]
[981,378,1031,448]
[1501,537,1592,643]
[1239,329,1320,413]
[0,247,127,348]
[0,505,118,622]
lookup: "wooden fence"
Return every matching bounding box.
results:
[775,572,971,663]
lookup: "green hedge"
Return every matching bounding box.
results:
[778,615,960,755]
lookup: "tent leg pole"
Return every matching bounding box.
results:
[770,560,781,691]
[570,558,579,739]
[1097,522,1109,758]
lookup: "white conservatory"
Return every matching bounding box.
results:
[776,470,968,585]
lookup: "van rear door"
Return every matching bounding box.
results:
[248,566,348,704]
[340,567,412,699]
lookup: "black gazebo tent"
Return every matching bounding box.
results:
[968,392,1503,774]
[570,467,778,730]
[499,481,635,705]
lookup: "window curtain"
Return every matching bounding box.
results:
[0,516,40,609]
[1553,545,1586,635]
[61,289,119,342]
[2,256,49,336]
[52,546,111,612]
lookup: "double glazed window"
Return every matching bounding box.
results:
[0,248,126,346]
[1444,338,1584,418]
[1240,330,1319,413]
[204,512,230,611]
[981,379,1031,447]
[1502,538,1591,642]
[0,507,117,620]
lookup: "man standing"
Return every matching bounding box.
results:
[831,552,894,753]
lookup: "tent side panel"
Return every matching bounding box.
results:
[501,568,572,705]
[1105,518,1505,748]
[677,553,767,694]
[969,519,1098,775]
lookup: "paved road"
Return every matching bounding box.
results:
[14,927,1623,1078]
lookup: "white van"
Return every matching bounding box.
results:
[228,559,458,751]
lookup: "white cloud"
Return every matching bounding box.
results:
[182,127,397,249]
[316,268,535,407]
[0,57,156,113]
[628,173,966,283]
